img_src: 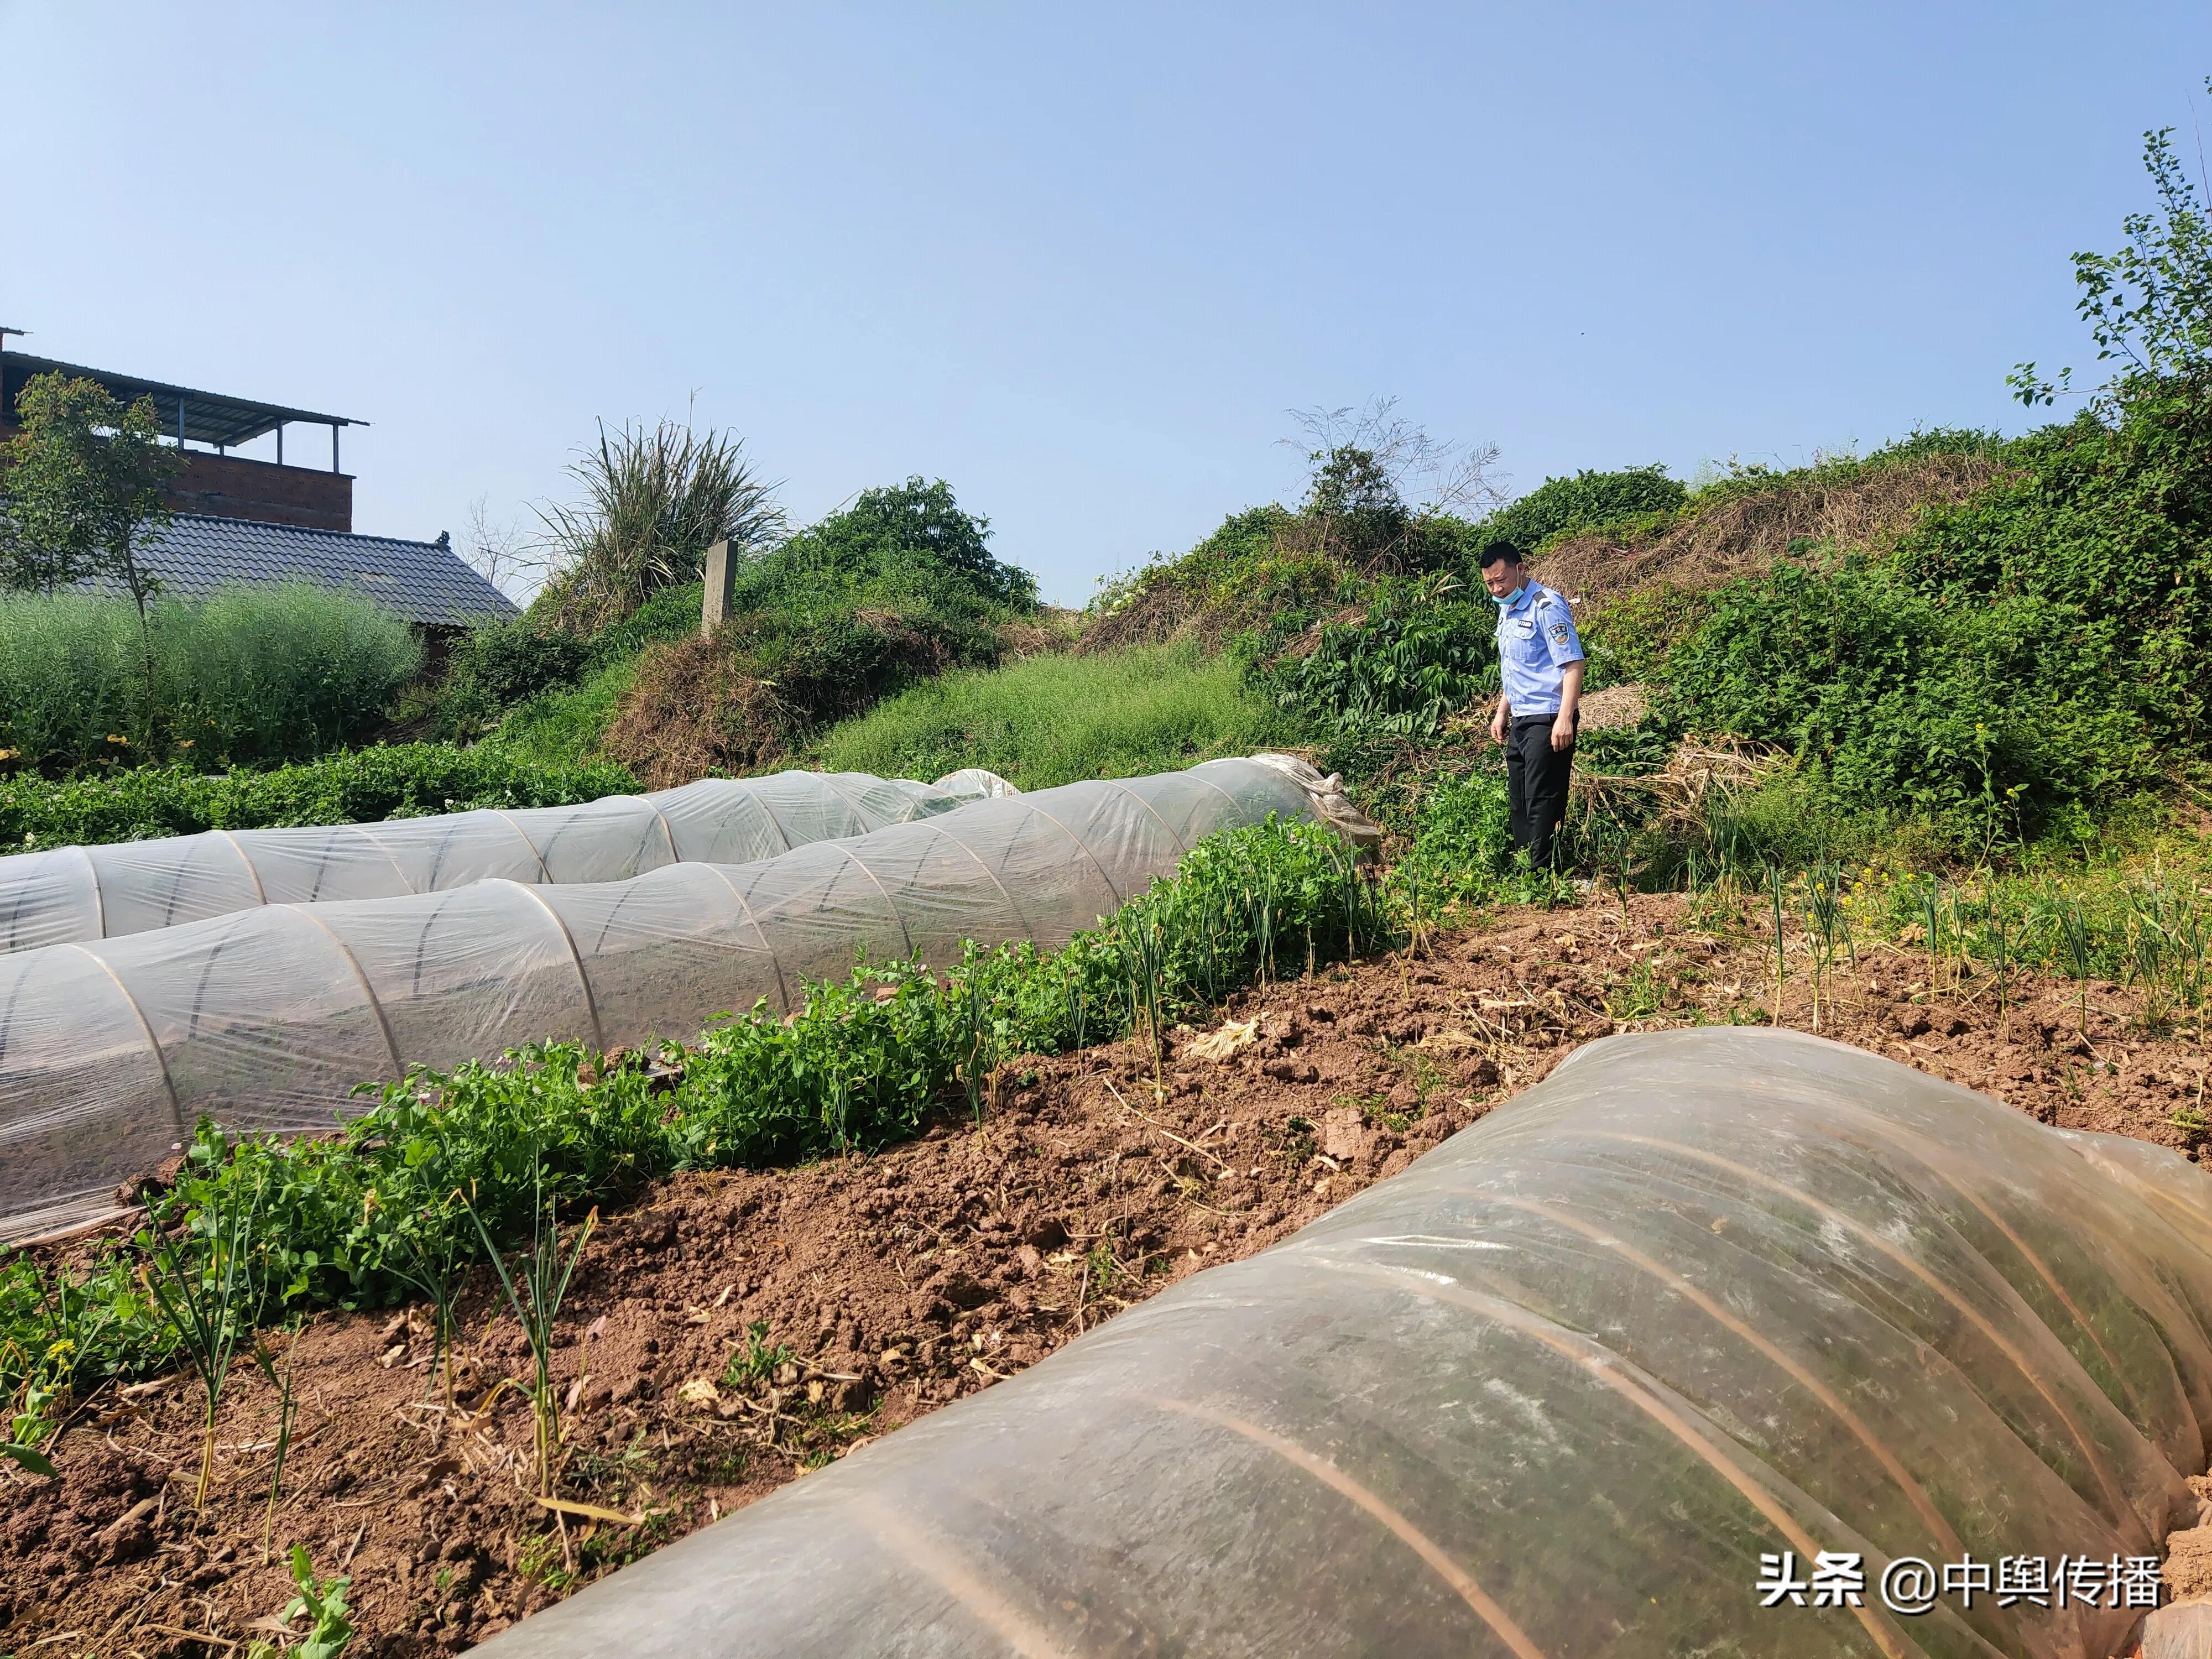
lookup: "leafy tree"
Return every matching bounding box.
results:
[0,373,185,743]
[771,476,1034,608]
[2013,75,2212,404]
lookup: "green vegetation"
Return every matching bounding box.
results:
[816,641,1294,788]
[0,585,422,775]
[1090,405,1491,654]
[535,419,781,634]
[602,478,1044,781]
[1,742,635,851]
[1478,463,1686,555]
[484,657,646,766]
[0,816,1385,1467]
[1255,575,1495,739]
[1636,137,2212,856]
[427,581,703,747]
[0,372,186,744]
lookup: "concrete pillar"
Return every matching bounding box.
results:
[701,539,735,638]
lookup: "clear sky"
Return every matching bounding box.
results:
[7,3,2211,604]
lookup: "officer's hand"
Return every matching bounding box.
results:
[1550,714,1574,753]
[1489,706,1507,744]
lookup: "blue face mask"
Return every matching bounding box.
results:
[1491,581,1526,608]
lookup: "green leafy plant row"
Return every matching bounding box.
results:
[1,742,639,851]
[0,816,1398,1466]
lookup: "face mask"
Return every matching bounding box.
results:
[1491,581,1526,608]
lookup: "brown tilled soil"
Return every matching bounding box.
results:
[5,891,2207,1657]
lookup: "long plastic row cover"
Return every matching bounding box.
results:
[0,769,1004,955]
[478,1029,2212,1659]
[0,758,1312,1238]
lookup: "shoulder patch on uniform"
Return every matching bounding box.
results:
[1547,620,1572,645]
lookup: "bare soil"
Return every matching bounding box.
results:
[5,891,2205,1658]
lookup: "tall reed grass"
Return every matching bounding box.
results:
[0,585,421,771]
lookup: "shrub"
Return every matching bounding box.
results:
[0,585,421,773]
[1656,560,2153,847]
[815,643,1299,789]
[1479,465,1687,556]
[1892,382,2212,754]
[421,582,706,749]
[1258,577,1497,738]
[1577,583,1715,687]
[0,742,638,850]
[1396,768,1518,903]
[448,619,589,710]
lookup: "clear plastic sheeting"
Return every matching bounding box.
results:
[475,1029,2212,1659]
[0,758,1316,1238]
[0,770,993,956]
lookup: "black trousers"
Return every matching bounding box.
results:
[1505,713,1576,867]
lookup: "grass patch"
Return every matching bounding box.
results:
[815,643,1300,789]
[486,656,643,766]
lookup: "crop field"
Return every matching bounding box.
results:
[3,848,2208,1647]
[6,82,2212,1659]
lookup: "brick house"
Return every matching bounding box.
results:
[0,345,517,635]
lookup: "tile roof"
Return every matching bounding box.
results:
[109,513,520,627]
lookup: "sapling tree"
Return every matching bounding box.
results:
[0,373,184,748]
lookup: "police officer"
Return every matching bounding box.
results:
[1480,538,1584,867]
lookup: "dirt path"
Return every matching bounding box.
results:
[4,891,2205,1657]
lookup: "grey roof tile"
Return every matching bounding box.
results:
[103,513,520,627]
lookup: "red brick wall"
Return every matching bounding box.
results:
[0,425,352,533]
[167,452,353,532]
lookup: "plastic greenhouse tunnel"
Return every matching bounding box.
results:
[0,768,1013,956]
[472,1028,2212,1659]
[0,756,1353,1239]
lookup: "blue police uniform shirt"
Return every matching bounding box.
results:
[1496,580,1584,717]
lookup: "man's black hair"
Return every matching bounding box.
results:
[1474,535,1525,570]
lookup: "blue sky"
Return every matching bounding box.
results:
[7,2,2210,604]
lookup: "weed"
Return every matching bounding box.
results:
[1608,958,1667,1023]
[817,642,1294,789]
[249,1329,302,1562]
[514,1528,576,1592]
[723,1322,796,1390]
[242,1544,353,1659]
